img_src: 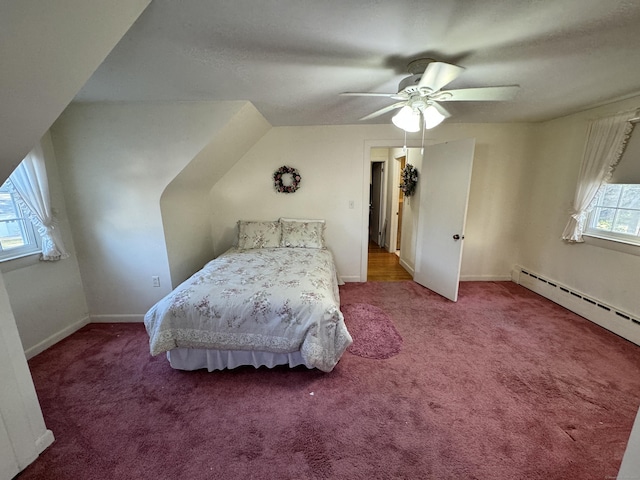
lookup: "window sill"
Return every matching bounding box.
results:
[0,252,41,273]
[583,234,640,257]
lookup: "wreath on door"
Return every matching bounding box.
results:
[400,164,419,197]
[273,165,301,193]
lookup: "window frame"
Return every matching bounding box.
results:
[584,183,640,248]
[0,184,41,262]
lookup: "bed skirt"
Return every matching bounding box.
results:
[166,348,313,371]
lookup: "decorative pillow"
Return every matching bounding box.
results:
[280,218,326,248]
[237,221,281,249]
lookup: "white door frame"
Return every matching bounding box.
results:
[388,152,405,255]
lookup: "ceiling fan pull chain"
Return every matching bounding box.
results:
[421,116,426,155]
[403,130,407,152]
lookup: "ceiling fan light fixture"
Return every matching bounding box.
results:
[345,59,519,131]
[422,105,446,129]
[392,105,421,132]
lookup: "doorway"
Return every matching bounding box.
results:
[361,140,474,297]
[366,150,412,281]
[369,161,384,246]
[360,141,424,282]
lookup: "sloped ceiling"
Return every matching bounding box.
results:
[74,0,640,127]
[0,0,150,179]
[160,102,271,286]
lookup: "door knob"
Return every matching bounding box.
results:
[453,234,464,240]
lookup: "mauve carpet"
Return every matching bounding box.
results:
[22,281,640,480]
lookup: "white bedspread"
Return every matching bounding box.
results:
[144,247,352,372]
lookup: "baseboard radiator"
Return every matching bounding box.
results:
[513,265,640,347]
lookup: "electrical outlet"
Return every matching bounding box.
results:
[152,276,160,287]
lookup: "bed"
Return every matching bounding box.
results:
[143,219,352,372]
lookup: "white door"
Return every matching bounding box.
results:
[0,413,20,480]
[414,138,475,301]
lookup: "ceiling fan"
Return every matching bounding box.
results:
[341,58,519,131]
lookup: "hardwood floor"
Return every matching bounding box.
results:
[367,241,413,281]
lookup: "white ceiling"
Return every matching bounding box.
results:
[75,0,640,126]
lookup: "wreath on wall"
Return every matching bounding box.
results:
[273,165,301,193]
[400,164,419,197]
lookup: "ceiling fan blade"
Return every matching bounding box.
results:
[340,92,396,97]
[341,92,408,101]
[434,86,520,102]
[430,101,452,119]
[417,62,465,92]
[359,102,406,121]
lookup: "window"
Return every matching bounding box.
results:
[585,184,640,246]
[0,181,40,261]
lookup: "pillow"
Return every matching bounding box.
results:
[280,218,326,248]
[237,221,281,249]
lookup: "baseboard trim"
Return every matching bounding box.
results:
[35,429,55,454]
[90,314,145,323]
[461,274,512,281]
[399,258,414,276]
[25,316,90,359]
[513,265,640,347]
[341,275,362,283]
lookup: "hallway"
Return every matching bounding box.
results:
[367,242,413,282]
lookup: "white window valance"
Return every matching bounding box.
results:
[562,111,637,242]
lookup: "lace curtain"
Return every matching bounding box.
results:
[561,111,637,242]
[7,141,69,261]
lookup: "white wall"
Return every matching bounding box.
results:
[385,148,401,251]
[209,125,379,282]
[1,132,88,358]
[209,123,535,282]
[445,124,536,281]
[385,147,420,257]
[517,96,640,318]
[398,148,424,275]
[50,101,250,320]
